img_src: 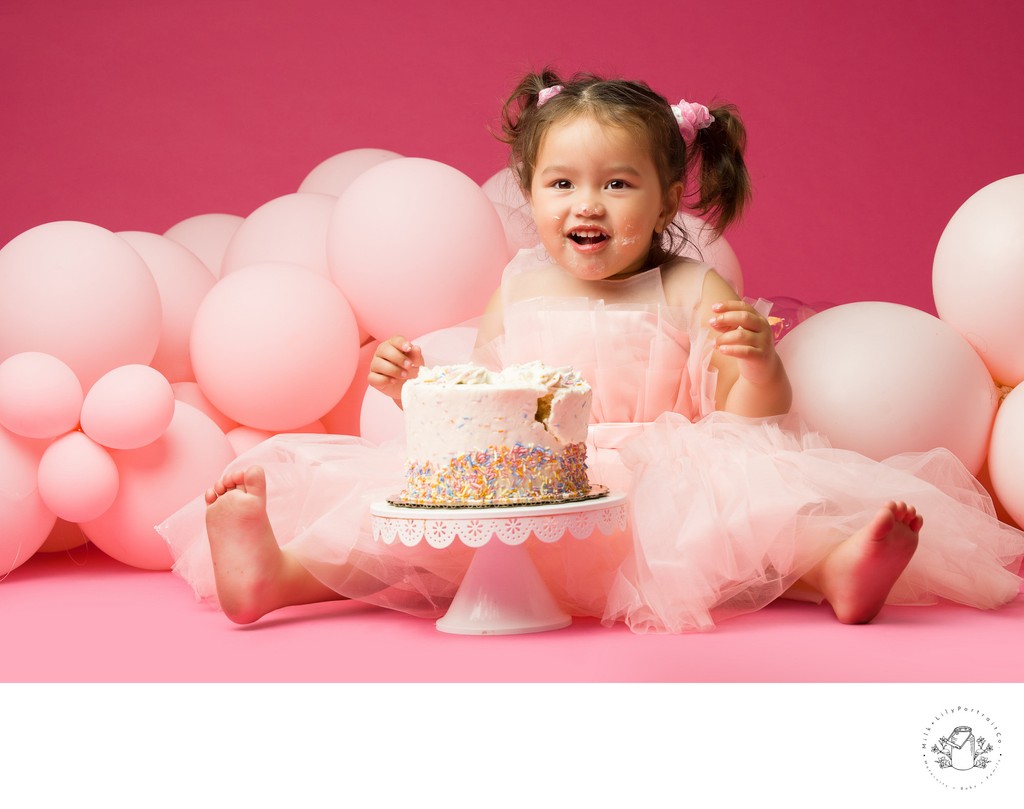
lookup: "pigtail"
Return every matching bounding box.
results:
[498,68,566,191]
[688,104,751,233]
[500,69,560,142]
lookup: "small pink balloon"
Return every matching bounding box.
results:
[0,426,55,576]
[987,384,1024,526]
[481,167,527,210]
[674,213,743,297]
[80,401,235,570]
[191,263,360,431]
[321,340,378,435]
[0,221,163,390]
[37,431,119,523]
[299,148,403,197]
[0,352,83,439]
[493,202,539,256]
[80,365,175,450]
[222,192,337,278]
[933,174,1024,387]
[360,386,405,444]
[171,381,239,433]
[163,213,244,278]
[328,158,510,340]
[777,301,999,473]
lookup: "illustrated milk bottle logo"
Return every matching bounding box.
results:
[947,726,976,770]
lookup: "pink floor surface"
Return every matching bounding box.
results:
[3,543,1021,683]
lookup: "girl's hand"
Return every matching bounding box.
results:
[708,300,779,385]
[369,335,424,403]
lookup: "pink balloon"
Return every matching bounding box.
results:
[221,192,337,278]
[0,221,163,390]
[674,213,744,297]
[328,158,510,340]
[190,263,360,431]
[38,518,89,553]
[299,148,403,197]
[415,324,479,367]
[987,384,1024,526]
[80,365,175,450]
[360,386,405,444]
[777,302,999,473]
[163,213,244,278]
[37,431,119,523]
[118,231,217,383]
[171,381,239,433]
[0,352,83,439]
[933,174,1024,387]
[0,426,55,576]
[493,202,539,256]
[226,420,327,456]
[80,401,235,570]
[481,167,527,209]
[321,340,378,436]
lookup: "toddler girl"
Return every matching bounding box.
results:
[159,69,1023,632]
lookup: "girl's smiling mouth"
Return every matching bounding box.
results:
[567,228,609,247]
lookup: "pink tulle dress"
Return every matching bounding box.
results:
[157,249,1024,632]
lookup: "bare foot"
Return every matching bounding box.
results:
[205,466,342,623]
[804,501,922,624]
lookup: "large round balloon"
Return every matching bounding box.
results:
[0,221,163,390]
[118,231,216,383]
[987,384,1024,527]
[190,263,360,431]
[37,431,119,523]
[777,301,998,473]
[328,158,510,340]
[299,148,403,197]
[933,174,1024,387]
[0,426,55,576]
[0,352,83,439]
[80,401,235,570]
[80,365,176,450]
[163,213,244,278]
[221,192,337,278]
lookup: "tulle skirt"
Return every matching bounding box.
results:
[157,414,1024,633]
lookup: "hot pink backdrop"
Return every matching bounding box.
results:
[3,0,1021,313]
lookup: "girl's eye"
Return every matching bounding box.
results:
[554,180,573,190]
[606,180,628,190]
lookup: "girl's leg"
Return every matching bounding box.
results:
[792,500,922,624]
[204,466,347,624]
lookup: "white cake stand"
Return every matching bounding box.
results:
[370,493,628,635]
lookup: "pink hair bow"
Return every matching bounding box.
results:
[672,100,714,141]
[537,85,564,107]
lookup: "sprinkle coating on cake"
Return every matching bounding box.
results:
[399,361,592,505]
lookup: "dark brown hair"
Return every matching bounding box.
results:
[499,68,751,264]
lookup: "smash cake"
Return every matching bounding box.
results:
[397,361,594,506]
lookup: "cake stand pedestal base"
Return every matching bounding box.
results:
[435,540,571,635]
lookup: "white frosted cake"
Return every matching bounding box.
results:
[398,361,592,505]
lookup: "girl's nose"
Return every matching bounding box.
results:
[576,201,605,217]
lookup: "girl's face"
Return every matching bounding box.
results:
[529,114,682,281]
